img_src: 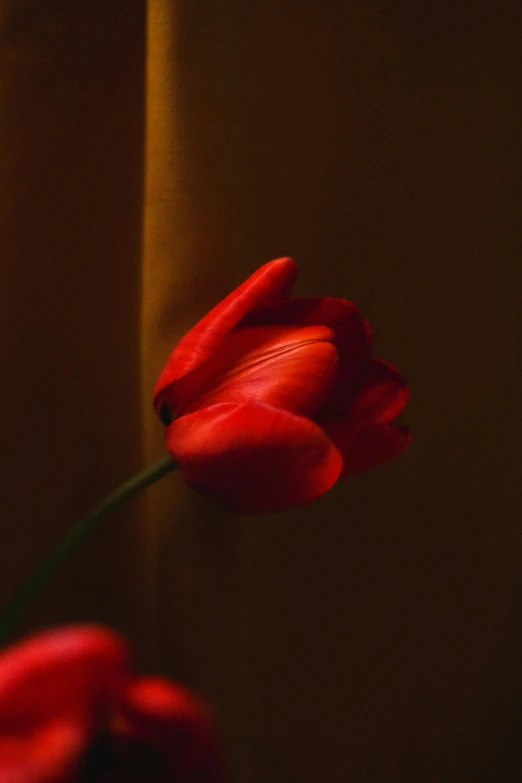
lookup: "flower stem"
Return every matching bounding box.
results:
[0,455,177,647]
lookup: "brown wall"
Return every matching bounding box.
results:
[2,1,522,781]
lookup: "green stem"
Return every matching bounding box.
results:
[0,455,177,647]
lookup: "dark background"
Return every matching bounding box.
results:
[1,2,521,781]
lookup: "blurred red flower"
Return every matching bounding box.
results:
[0,625,226,782]
[155,257,411,513]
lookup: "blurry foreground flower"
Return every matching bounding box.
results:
[0,625,226,783]
[155,257,411,513]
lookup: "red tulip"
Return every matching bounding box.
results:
[155,257,411,513]
[0,625,226,782]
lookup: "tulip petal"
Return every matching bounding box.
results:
[326,420,412,477]
[349,359,410,424]
[0,625,128,717]
[120,677,226,781]
[239,295,372,369]
[169,324,338,419]
[218,295,374,423]
[165,401,343,513]
[317,315,373,421]
[0,625,129,783]
[0,721,86,783]
[154,258,298,413]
